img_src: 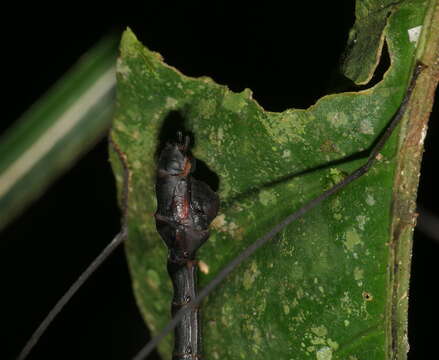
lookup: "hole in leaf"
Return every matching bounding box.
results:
[336,39,392,93]
[362,291,373,301]
[357,40,391,90]
[157,110,220,192]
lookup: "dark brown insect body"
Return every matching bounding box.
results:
[155,135,219,360]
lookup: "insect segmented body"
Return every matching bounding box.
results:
[155,134,219,360]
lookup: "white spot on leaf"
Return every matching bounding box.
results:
[198,260,209,274]
[165,97,178,108]
[356,215,367,230]
[259,189,277,206]
[316,346,332,360]
[408,25,422,43]
[366,194,376,206]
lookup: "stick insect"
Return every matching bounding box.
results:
[154,132,219,359]
[16,61,427,360]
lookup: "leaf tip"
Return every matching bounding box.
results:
[120,27,140,57]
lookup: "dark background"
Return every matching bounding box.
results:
[1,1,437,359]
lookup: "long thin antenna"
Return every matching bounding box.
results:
[132,62,425,360]
[16,136,130,360]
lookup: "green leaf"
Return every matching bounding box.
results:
[110,1,437,359]
[341,0,393,84]
[0,35,118,231]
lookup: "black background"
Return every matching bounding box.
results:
[1,1,437,359]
